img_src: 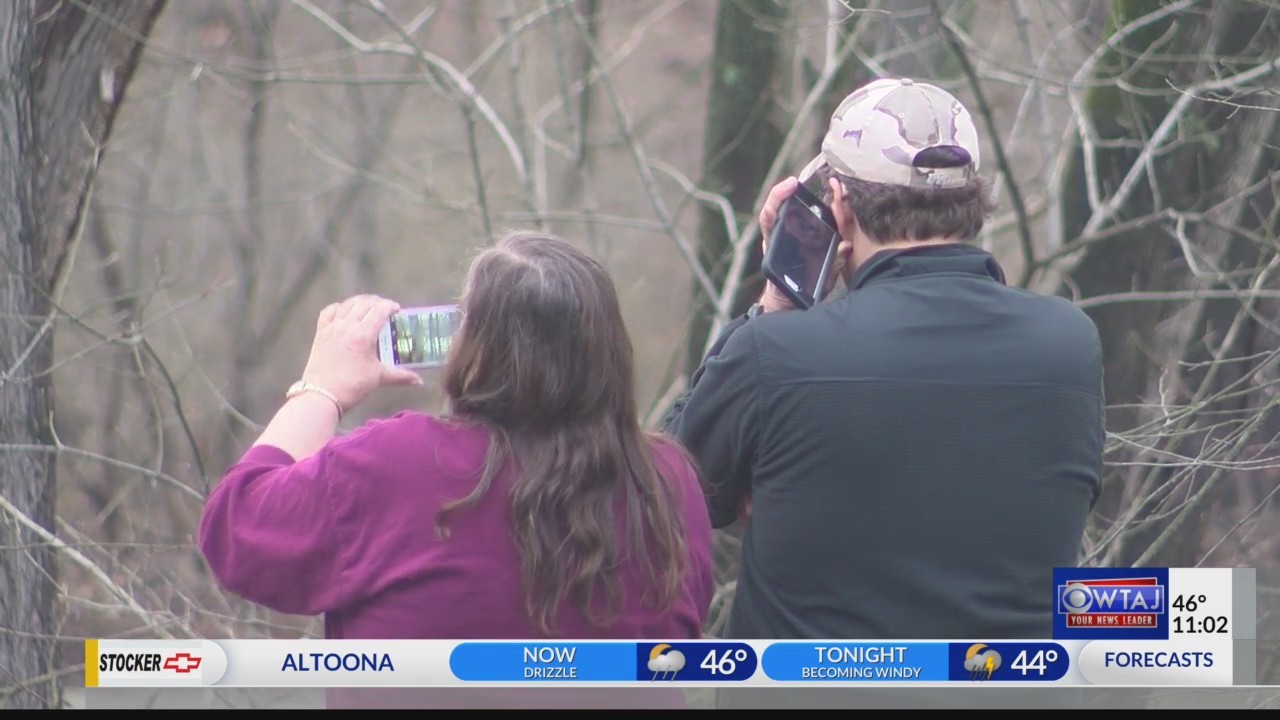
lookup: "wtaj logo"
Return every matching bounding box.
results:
[1053,568,1169,640]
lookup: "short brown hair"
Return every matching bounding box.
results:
[823,167,995,243]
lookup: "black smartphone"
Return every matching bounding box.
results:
[761,184,840,309]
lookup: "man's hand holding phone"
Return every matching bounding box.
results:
[758,175,844,313]
[758,177,804,313]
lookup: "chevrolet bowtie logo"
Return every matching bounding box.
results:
[163,653,202,673]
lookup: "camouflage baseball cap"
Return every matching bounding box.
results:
[800,78,981,190]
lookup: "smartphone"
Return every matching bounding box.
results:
[761,183,840,309]
[377,304,462,370]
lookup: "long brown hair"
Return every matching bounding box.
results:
[439,231,687,637]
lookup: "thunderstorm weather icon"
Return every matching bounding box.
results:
[963,644,1002,681]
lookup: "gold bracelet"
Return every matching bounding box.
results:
[285,381,343,421]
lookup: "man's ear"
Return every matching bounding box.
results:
[829,177,856,241]
[830,178,855,244]
[829,177,857,275]
[836,236,855,265]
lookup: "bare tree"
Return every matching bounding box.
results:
[1050,0,1280,569]
[682,0,788,376]
[0,0,166,708]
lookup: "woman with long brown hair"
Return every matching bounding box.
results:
[199,232,713,708]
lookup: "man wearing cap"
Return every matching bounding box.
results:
[664,78,1103,698]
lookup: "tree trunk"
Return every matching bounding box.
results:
[1058,0,1280,567]
[685,0,788,376]
[0,1,165,708]
[685,0,978,375]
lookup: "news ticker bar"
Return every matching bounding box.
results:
[85,637,1252,688]
[84,568,1256,689]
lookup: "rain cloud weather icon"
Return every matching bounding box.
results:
[647,644,686,681]
[963,644,1002,681]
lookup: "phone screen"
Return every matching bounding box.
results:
[762,184,839,308]
[385,304,462,368]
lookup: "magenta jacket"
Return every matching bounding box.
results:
[198,412,714,708]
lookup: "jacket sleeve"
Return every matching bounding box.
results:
[663,318,762,529]
[198,421,391,615]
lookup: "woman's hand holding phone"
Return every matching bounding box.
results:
[300,295,423,414]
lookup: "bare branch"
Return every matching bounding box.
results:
[1,443,202,503]
[465,4,562,79]
[934,8,1037,285]
[562,0,720,308]
[1133,399,1276,566]
[648,159,739,244]
[0,494,176,638]
[290,0,528,185]
[1081,57,1280,239]
[1197,479,1280,566]
[1075,288,1280,310]
[3,141,100,380]
[708,8,873,352]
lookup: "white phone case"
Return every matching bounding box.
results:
[377,304,461,370]
[377,323,396,368]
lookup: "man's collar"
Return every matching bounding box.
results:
[846,243,1007,291]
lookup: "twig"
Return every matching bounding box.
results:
[0,663,85,702]
[1098,252,1280,565]
[290,0,528,185]
[1080,56,1280,240]
[1011,0,1059,247]
[1032,209,1172,268]
[284,121,453,207]
[570,0,601,167]
[1070,0,1201,104]
[359,0,527,182]
[1197,479,1280,566]
[1033,0,1202,293]
[465,3,562,79]
[495,210,667,232]
[648,159,739,244]
[1133,398,1276,567]
[500,0,543,222]
[644,377,687,431]
[0,494,175,638]
[11,277,237,383]
[258,54,416,353]
[0,444,202,502]
[707,9,871,353]
[138,337,209,490]
[934,7,1036,286]
[531,0,685,131]
[3,141,99,381]
[462,105,493,240]
[824,1,841,74]
[1075,289,1280,310]
[562,0,720,307]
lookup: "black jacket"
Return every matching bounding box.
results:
[664,244,1104,641]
